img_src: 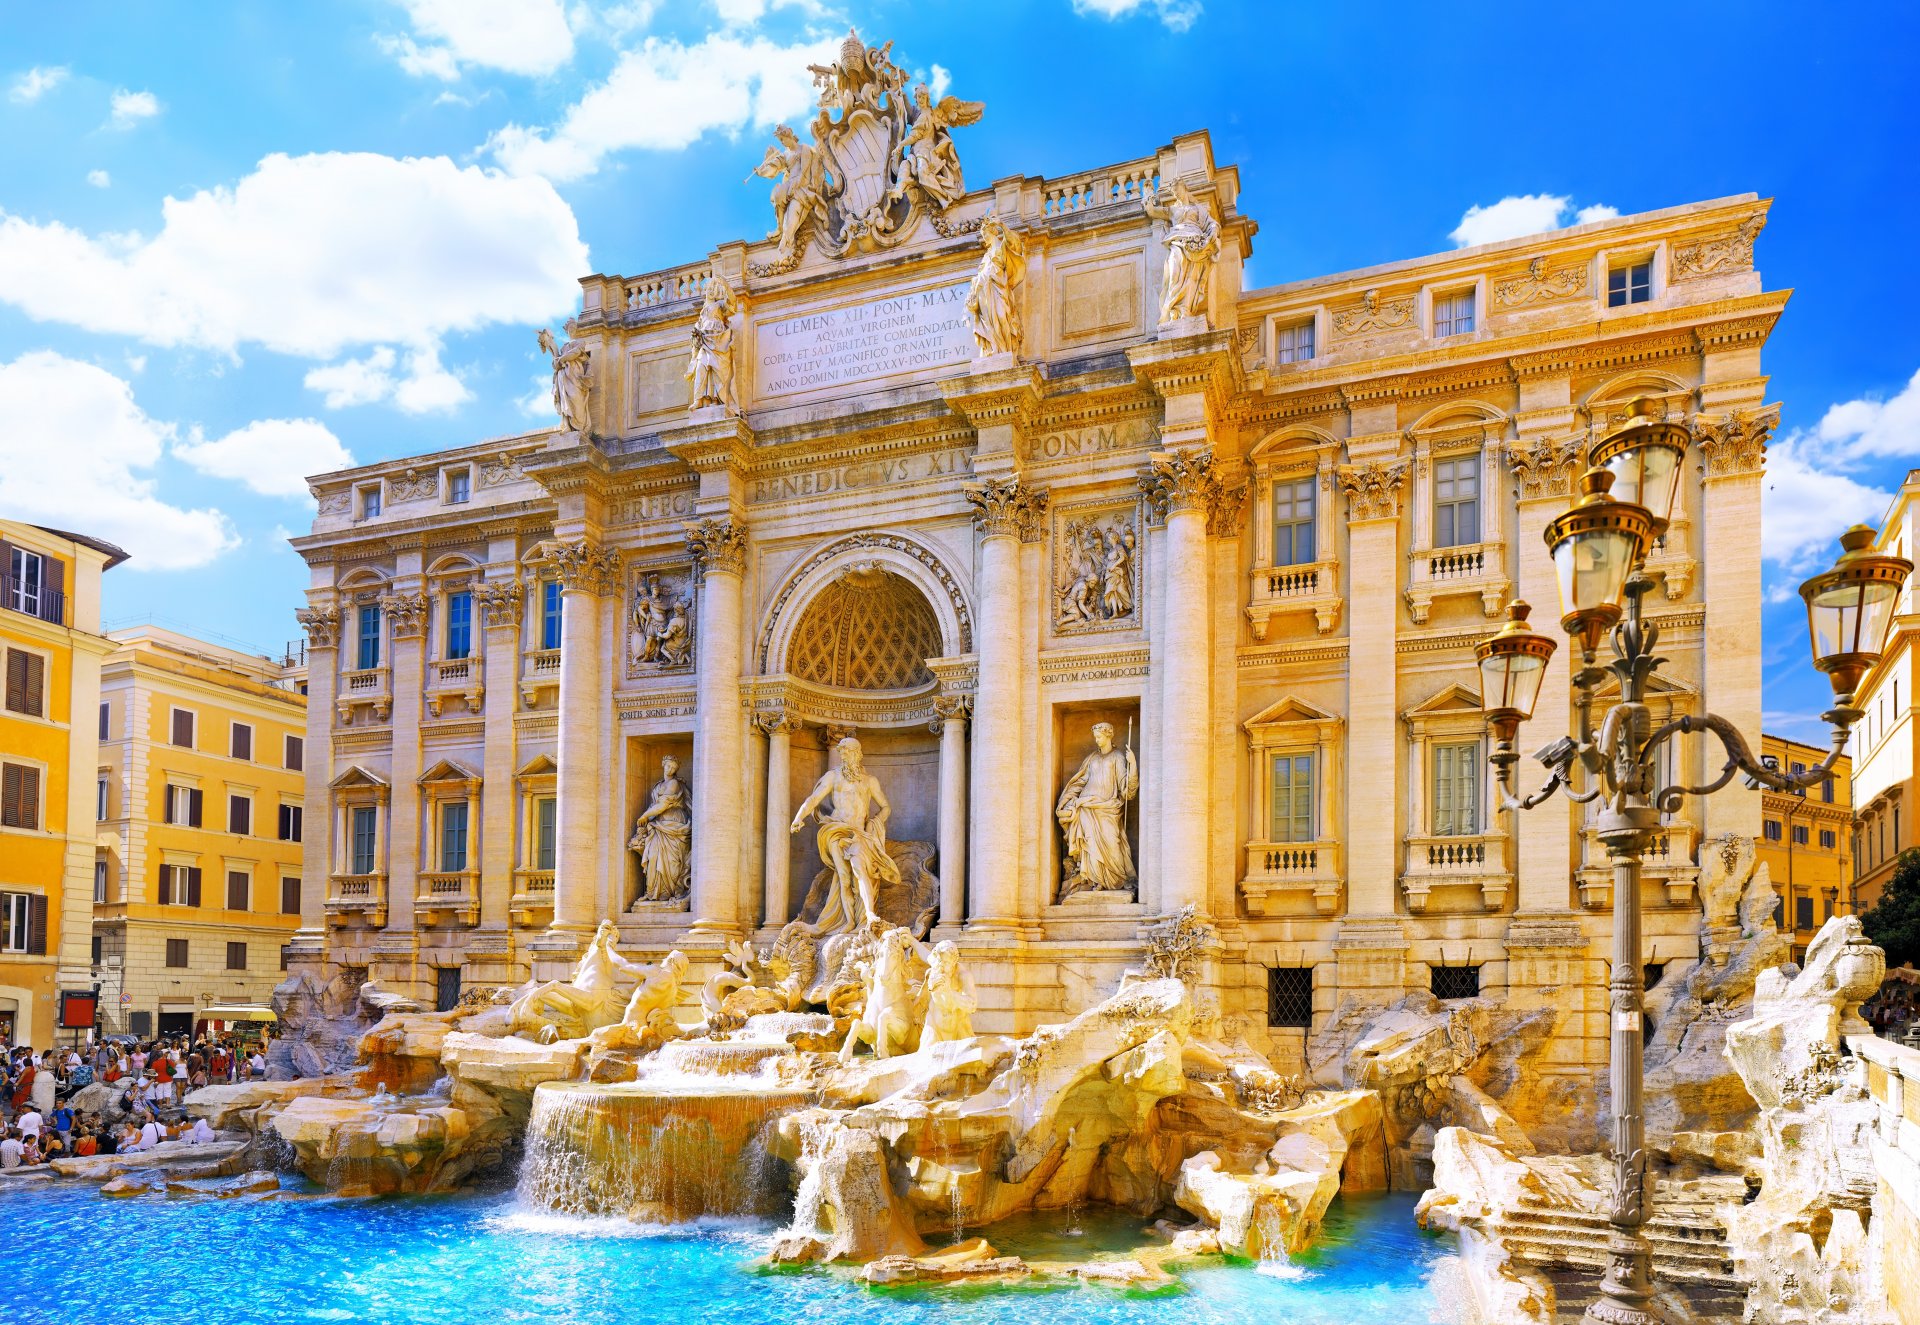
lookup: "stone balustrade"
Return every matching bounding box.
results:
[625,263,713,311]
[1241,840,1342,916]
[415,871,479,927]
[426,657,484,716]
[1245,559,1342,639]
[1040,160,1160,216]
[335,665,392,723]
[1404,541,1508,623]
[1576,820,1700,910]
[1400,832,1509,913]
[509,870,555,928]
[519,647,561,706]
[325,872,388,927]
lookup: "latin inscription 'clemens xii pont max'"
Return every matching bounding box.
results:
[756,282,972,398]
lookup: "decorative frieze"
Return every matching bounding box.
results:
[1671,214,1764,283]
[545,538,622,596]
[628,567,696,674]
[387,469,439,504]
[379,592,430,639]
[313,490,351,517]
[1507,433,1587,501]
[1693,405,1778,479]
[478,452,527,488]
[1331,289,1414,337]
[685,517,749,580]
[1492,257,1590,308]
[965,477,1050,542]
[1338,460,1409,522]
[296,605,341,650]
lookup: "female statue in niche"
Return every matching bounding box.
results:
[1056,720,1139,898]
[629,755,692,904]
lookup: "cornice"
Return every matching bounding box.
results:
[939,361,1046,430]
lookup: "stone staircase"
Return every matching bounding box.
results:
[1494,1191,1749,1322]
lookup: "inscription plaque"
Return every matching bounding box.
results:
[756,282,972,398]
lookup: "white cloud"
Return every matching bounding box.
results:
[486,32,842,181]
[1070,0,1202,32]
[384,0,575,78]
[304,344,472,413]
[9,66,68,104]
[0,350,237,569]
[86,169,110,189]
[174,418,355,499]
[710,0,817,24]
[927,63,951,103]
[108,89,161,128]
[1449,193,1619,248]
[1810,368,1920,466]
[0,151,587,392]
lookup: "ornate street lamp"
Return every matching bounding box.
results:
[1477,411,1911,1325]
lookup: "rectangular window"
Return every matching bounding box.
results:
[1,762,41,830]
[1272,318,1315,365]
[226,870,249,912]
[1431,964,1481,1000]
[1432,742,1481,837]
[0,892,42,953]
[1607,260,1652,307]
[534,795,558,871]
[230,722,253,761]
[1267,967,1313,1028]
[4,648,45,717]
[356,605,381,671]
[228,794,251,836]
[226,941,247,971]
[1795,895,1815,931]
[1268,753,1314,843]
[446,590,473,660]
[1433,455,1481,548]
[435,966,463,1013]
[97,777,108,821]
[93,860,108,904]
[351,806,378,874]
[285,734,305,771]
[163,784,204,828]
[540,580,563,651]
[166,938,189,968]
[360,485,382,519]
[1792,824,1810,846]
[1433,288,1476,336]
[157,864,203,906]
[1823,778,1835,804]
[1820,829,1837,850]
[281,876,302,915]
[1790,760,1807,777]
[1764,819,1783,841]
[99,701,110,740]
[171,707,195,748]
[280,946,291,972]
[278,802,303,843]
[440,801,469,872]
[446,470,471,504]
[1271,476,1316,567]
[6,547,53,620]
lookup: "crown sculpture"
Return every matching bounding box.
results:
[749,29,984,275]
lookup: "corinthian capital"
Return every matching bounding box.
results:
[686,517,749,579]
[1138,448,1243,534]
[1692,404,1778,479]
[476,579,524,628]
[1338,460,1409,523]
[295,605,340,650]
[964,477,1049,542]
[1506,433,1586,502]
[379,591,430,639]
[545,538,622,596]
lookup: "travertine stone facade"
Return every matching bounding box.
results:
[1851,468,1918,918]
[292,107,1777,1071]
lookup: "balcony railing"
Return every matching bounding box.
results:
[510,869,555,927]
[1242,840,1342,916]
[519,648,561,706]
[416,871,479,926]
[1404,541,1509,624]
[426,657,484,717]
[625,262,712,311]
[1577,821,1700,910]
[1,575,65,627]
[1401,832,1510,913]
[335,666,392,723]
[1246,559,1342,640]
[324,873,388,927]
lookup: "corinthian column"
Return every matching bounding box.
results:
[546,538,620,938]
[687,517,749,937]
[380,585,430,945]
[932,694,971,936]
[1337,457,1409,917]
[758,708,799,931]
[1140,450,1235,916]
[964,478,1047,932]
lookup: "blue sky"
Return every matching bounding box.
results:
[0,1,1916,732]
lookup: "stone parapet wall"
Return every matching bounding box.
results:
[1854,1033,1920,1325]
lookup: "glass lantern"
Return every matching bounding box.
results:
[1543,469,1655,655]
[1476,600,1558,745]
[1589,398,1689,539]
[1798,525,1914,703]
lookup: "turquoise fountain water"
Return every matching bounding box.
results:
[0,1184,1461,1324]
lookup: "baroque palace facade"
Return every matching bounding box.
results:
[290,38,1780,1073]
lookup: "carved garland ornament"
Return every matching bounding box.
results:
[313,490,351,517]
[1492,257,1590,308]
[757,531,973,672]
[1338,460,1410,522]
[686,518,749,581]
[1506,433,1588,501]
[379,592,430,639]
[478,452,525,488]
[544,538,622,596]
[1139,449,1246,535]
[296,605,340,650]
[387,469,438,504]
[964,477,1050,542]
[1692,405,1778,479]
[1330,289,1414,337]
[1671,214,1764,283]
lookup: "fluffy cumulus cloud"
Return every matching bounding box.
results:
[302,344,471,414]
[108,89,161,128]
[0,351,237,570]
[9,66,68,104]
[486,31,843,181]
[174,418,355,498]
[382,0,575,79]
[1761,370,1920,589]
[1070,0,1202,33]
[1449,194,1619,248]
[85,169,110,189]
[0,151,587,402]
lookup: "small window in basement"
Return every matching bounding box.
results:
[1267,967,1313,1028]
[1430,964,1481,1000]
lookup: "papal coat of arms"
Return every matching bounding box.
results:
[749,30,983,275]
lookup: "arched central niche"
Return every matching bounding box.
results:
[786,566,942,691]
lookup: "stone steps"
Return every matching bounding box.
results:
[1495,1203,1742,1288]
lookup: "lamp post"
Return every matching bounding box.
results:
[1476,400,1911,1325]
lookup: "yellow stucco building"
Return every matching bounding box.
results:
[1852,467,1919,919]
[0,520,125,1049]
[1757,732,1853,962]
[93,625,307,1038]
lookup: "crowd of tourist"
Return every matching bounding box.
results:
[0,1035,266,1171]
[1866,981,1918,1037]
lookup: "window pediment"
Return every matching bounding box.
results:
[329,765,389,790]
[419,759,481,788]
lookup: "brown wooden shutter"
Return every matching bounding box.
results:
[26,894,46,955]
[231,723,252,761]
[157,864,172,905]
[162,786,175,825]
[188,788,203,828]
[286,735,304,771]
[0,763,20,827]
[3,649,31,715]
[172,708,194,747]
[186,866,202,907]
[281,876,301,914]
[226,871,248,911]
[15,765,36,830]
[41,557,64,624]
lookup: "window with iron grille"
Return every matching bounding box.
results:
[1267,967,1313,1028]
[435,966,463,1013]
[1431,964,1480,1000]
[1643,963,1666,991]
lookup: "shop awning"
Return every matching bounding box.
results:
[199,1005,277,1022]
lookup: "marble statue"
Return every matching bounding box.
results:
[1102,525,1136,618]
[965,213,1025,358]
[631,575,667,664]
[537,327,592,434]
[888,83,983,210]
[587,949,691,1055]
[1056,721,1139,897]
[658,595,692,667]
[685,273,740,414]
[919,939,974,1046]
[629,756,693,903]
[839,926,926,1061]
[752,124,831,263]
[1143,181,1220,325]
[791,736,901,934]
[507,919,645,1042]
